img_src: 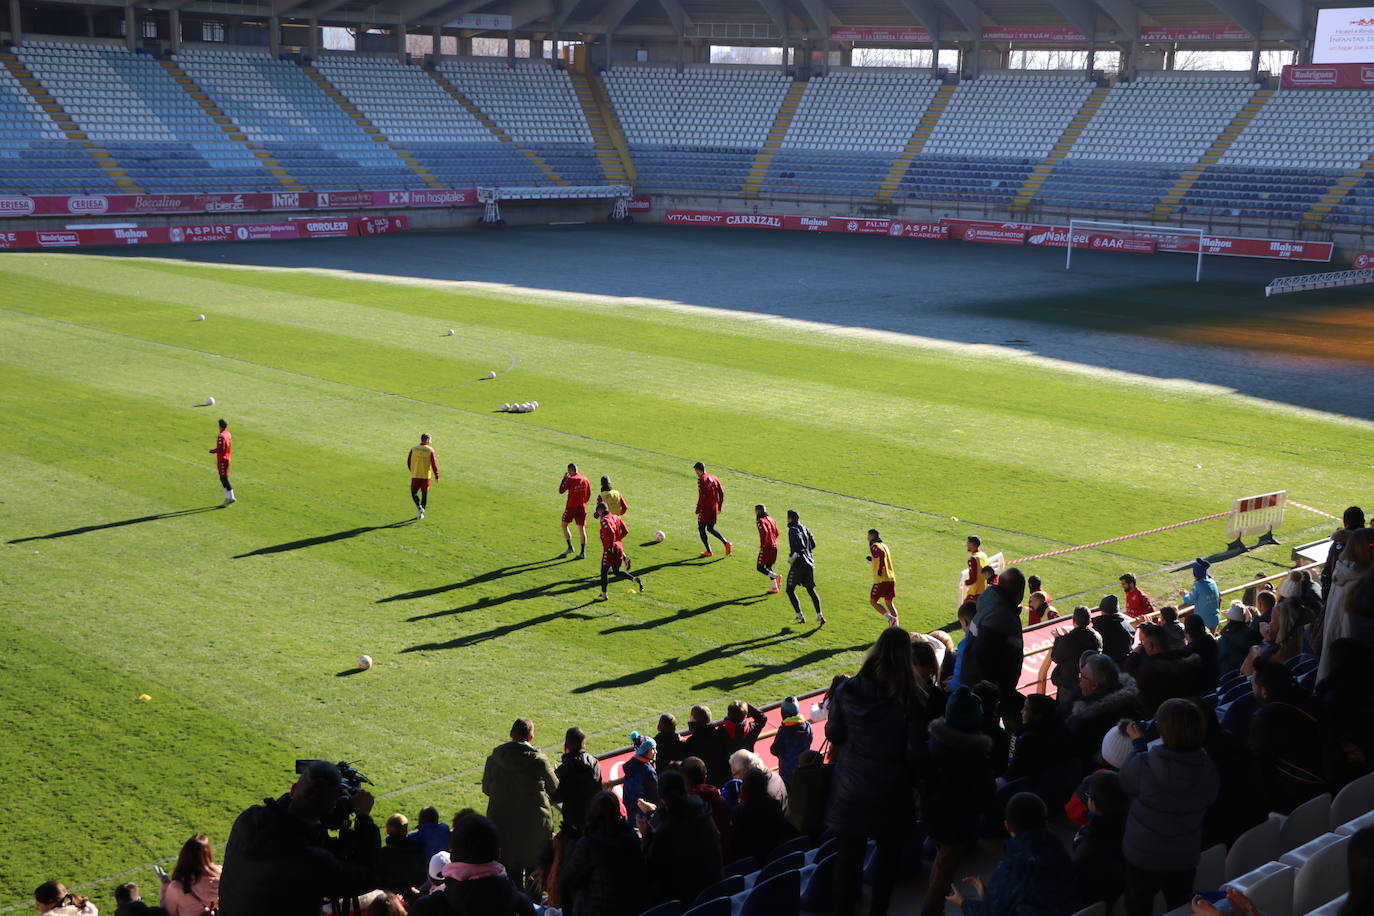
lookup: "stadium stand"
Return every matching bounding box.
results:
[173,47,421,190]
[0,52,112,194]
[604,66,791,192]
[15,40,279,193]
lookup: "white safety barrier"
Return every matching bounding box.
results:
[1265,268,1374,296]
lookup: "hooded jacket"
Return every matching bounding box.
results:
[1183,576,1221,630]
[923,718,995,845]
[1092,613,1135,666]
[620,755,658,822]
[552,751,602,836]
[481,740,559,871]
[559,820,649,916]
[407,871,537,916]
[1064,675,1144,767]
[218,794,380,916]
[1119,741,1220,871]
[770,718,814,787]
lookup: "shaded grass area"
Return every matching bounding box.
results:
[0,249,1366,905]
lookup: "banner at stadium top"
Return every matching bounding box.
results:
[1282,62,1374,88]
[662,209,1334,263]
[829,24,1250,42]
[0,188,478,219]
[0,214,408,250]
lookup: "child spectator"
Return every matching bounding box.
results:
[114,884,165,916]
[682,704,730,786]
[621,733,659,822]
[769,695,813,787]
[1072,770,1128,911]
[409,806,450,862]
[679,756,730,845]
[1003,693,1069,799]
[1218,602,1259,676]
[1184,614,1220,692]
[950,600,981,688]
[410,814,536,916]
[720,700,768,759]
[552,727,602,839]
[159,835,221,916]
[1120,699,1220,916]
[1157,605,1186,650]
[653,713,686,767]
[558,791,648,916]
[947,792,1073,915]
[34,882,97,915]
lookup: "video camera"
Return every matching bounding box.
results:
[295,759,372,831]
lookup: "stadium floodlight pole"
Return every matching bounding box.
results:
[1066,218,1205,283]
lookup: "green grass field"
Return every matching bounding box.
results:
[1,245,1368,906]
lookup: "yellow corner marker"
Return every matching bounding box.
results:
[137,694,151,702]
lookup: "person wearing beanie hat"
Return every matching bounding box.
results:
[769,696,813,788]
[1217,602,1259,677]
[1100,723,1134,770]
[923,685,997,916]
[1179,558,1220,629]
[1091,595,1136,667]
[621,732,659,823]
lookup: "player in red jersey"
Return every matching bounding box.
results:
[755,504,781,593]
[595,499,642,600]
[693,461,731,557]
[209,418,235,506]
[559,463,592,559]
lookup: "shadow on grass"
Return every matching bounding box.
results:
[401,602,604,652]
[234,520,413,558]
[377,555,571,602]
[600,595,768,635]
[571,628,809,694]
[335,667,367,677]
[7,506,221,543]
[692,640,871,692]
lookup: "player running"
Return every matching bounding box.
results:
[599,476,629,516]
[210,418,235,506]
[595,499,643,601]
[755,504,782,594]
[406,433,439,519]
[559,463,592,558]
[785,510,824,626]
[965,535,990,600]
[867,528,898,627]
[693,461,731,557]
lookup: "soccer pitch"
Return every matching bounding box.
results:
[1,228,1370,905]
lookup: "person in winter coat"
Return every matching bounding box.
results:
[770,695,813,787]
[1248,656,1327,814]
[1123,624,1209,716]
[653,714,687,768]
[728,767,799,863]
[1119,699,1220,916]
[481,717,559,893]
[409,814,537,916]
[948,792,1074,916]
[378,814,428,897]
[34,882,98,916]
[218,760,380,916]
[1218,602,1259,676]
[1318,529,1374,683]
[1321,506,1364,601]
[729,749,788,809]
[784,749,831,840]
[923,685,997,916]
[1064,654,1144,770]
[640,769,723,907]
[972,568,1028,728]
[1179,558,1221,630]
[1071,770,1129,911]
[409,807,451,862]
[159,834,221,916]
[1317,638,1374,789]
[1051,607,1103,706]
[559,791,649,916]
[680,756,731,847]
[1091,595,1136,666]
[682,705,731,787]
[1002,694,1071,802]
[621,733,659,821]
[1183,615,1220,692]
[826,627,931,916]
[552,727,602,838]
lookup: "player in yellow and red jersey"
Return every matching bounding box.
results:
[755,504,781,594]
[406,433,439,519]
[693,461,731,557]
[209,418,235,506]
[559,463,592,558]
[868,528,898,628]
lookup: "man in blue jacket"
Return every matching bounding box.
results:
[1179,558,1221,630]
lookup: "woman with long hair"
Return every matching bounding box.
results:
[826,626,928,915]
[559,790,648,916]
[160,834,221,916]
[33,881,96,915]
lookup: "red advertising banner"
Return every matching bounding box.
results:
[981,26,1085,42]
[887,220,950,239]
[0,188,478,219]
[1353,252,1374,269]
[942,218,1332,262]
[1282,63,1374,89]
[627,196,652,212]
[358,214,410,235]
[829,25,932,42]
[289,217,359,238]
[0,214,411,251]
[664,210,783,229]
[965,226,1026,245]
[1139,25,1252,41]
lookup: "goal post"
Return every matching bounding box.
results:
[1066,219,1207,283]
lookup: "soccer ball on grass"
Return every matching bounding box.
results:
[653,530,666,543]
[356,654,373,670]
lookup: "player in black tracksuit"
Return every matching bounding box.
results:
[785,510,825,626]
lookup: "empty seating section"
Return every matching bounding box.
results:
[763,69,938,197]
[605,66,790,191]
[438,59,602,183]
[312,54,543,187]
[1034,74,1255,214]
[0,58,106,193]
[1334,174,1374,223]
[898,72,1091,205]
[175,48,417,190]
[16,40,271,193]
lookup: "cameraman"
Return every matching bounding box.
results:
[219,760,380,916]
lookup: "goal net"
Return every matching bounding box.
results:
[1066,219,1208,282]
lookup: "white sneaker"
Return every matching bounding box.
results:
[417,505,425,519]
[223,495,235,506]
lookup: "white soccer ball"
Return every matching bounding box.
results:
[532,401,539,409]
[501,403,511,412]
[486,371,496,380]
[523,402,534,411]
[205,396,215,406]
[445,329,454,336]
[653,530,666,543]
[195,314,206,321]
[356,654,373,670]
